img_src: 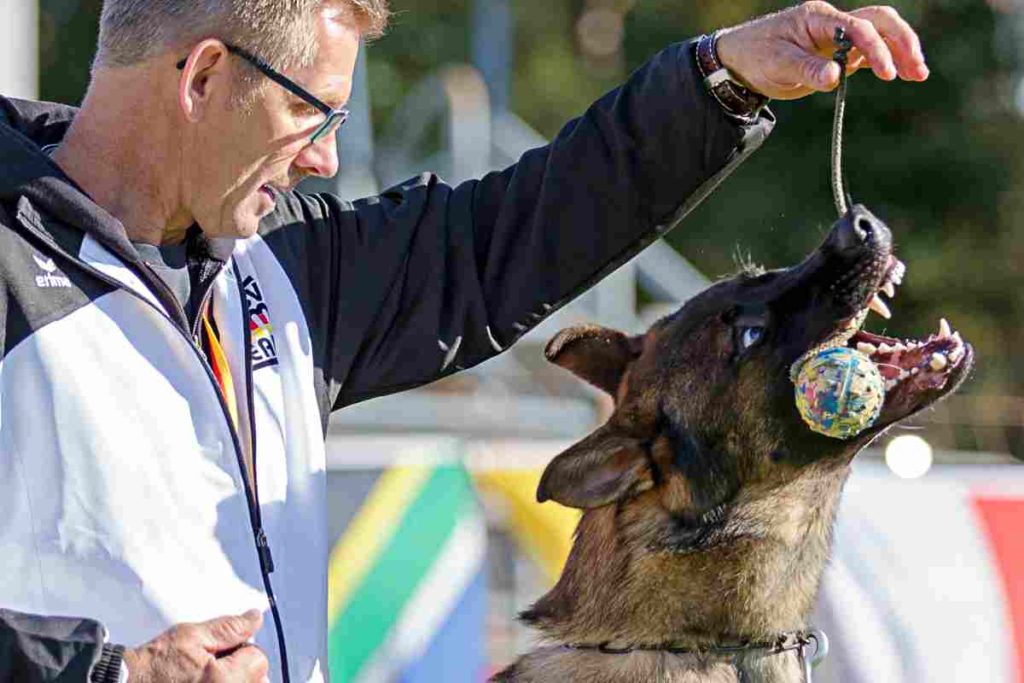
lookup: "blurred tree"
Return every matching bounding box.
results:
[39,0,102,105]
[370,0,1024,453]
[32,0,1024,444]
[649,1,1021,410]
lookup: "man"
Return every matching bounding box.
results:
[0,1,925,681]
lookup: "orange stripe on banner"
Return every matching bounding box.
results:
[973,496,1024,683]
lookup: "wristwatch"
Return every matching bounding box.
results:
[694,31,770,123]
[90,643,128,683]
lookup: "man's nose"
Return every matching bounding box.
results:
[294,133,340,179]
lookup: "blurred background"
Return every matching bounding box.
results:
[7,0,1024,680]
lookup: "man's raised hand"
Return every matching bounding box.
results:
[715,2,928,100]
[122,609,269,682]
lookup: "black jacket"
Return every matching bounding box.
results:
[0,39,772,682]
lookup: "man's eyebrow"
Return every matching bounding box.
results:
[292,89,347,110]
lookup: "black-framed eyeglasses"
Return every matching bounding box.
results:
[176,43,349,144]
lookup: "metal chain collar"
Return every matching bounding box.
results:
[566,629,829,682]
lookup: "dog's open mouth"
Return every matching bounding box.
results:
[810,255,973,428]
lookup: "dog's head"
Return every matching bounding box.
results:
[538,206,974,528]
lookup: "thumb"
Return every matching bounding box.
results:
[196,609,264,652]
[804,56,842,92]
[214,643,270,682]
[774,39,839,92]
[769,42,842,94]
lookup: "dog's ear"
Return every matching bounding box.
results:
[537,425,652,508]
[545,325,643,396]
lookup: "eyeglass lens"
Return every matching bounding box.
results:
[310,110,349,144]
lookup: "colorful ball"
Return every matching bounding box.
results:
[793,347,885,439]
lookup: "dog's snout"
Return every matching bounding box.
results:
[829,205,892,255]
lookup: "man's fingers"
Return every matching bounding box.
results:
[715,1,927,100]
[213,643,270,682]
[849,5,929,81]
[804,1,897,81]
[844,48,867,74]
[196,609,264,652]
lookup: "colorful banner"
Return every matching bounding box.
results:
[814,462,1024,683]
[326,463,487,682]
[324,439,1024,683]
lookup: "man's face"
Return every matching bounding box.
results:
[186,8,359,239]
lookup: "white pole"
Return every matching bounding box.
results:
[0,0,39,99]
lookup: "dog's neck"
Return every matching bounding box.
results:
[521,462,850,649]
[493,643,806,683]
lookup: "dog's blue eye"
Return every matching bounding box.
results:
[740,326,764,349]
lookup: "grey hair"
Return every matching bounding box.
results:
[95,0,389,72]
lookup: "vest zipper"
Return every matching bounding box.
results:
[138,259,291,683]
[17,225,291,683]
[231,261,290,681]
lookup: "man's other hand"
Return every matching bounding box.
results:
[716,2,928,100]
[122,609,269,682]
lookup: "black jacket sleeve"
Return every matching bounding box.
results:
[259,39,774,415]
[0,608,109,682]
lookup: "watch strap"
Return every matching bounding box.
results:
[90,643,126,683]
[695,32,769,122]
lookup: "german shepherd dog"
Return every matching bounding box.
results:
[494,207,973,683]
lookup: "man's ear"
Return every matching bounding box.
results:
[178,39,232,123]
[545,325,643,396]
[537,425,652,509]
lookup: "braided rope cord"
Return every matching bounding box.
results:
[831,27,854,218]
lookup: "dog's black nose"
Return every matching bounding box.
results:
[830,204,892,255]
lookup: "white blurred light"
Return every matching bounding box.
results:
[885,435,933,479]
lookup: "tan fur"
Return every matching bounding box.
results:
[500,223,972,682]
[499,320,850,682]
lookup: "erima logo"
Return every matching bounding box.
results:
[33,253,71,289]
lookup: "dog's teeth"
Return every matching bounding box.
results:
[878,342,893,354]
[869,294,892,319]
[911,367,920,375]
[899,369,910,380]
[885,379,898,391]
[893,342,907,352]
[930,353,948,371]
[881,282,896,298]
[952,331,963,346]
[949,345,965,363]
[939,318,951,339]
[857,342,878,355]
[892,259,906,284]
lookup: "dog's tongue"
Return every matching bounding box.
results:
[849,320,966,393]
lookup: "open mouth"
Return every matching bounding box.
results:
[807,255,973,427]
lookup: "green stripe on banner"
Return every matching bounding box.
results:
[328,465,475,682]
